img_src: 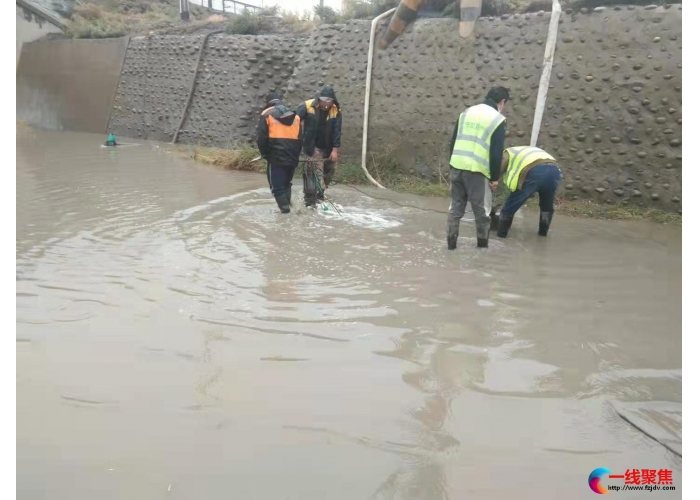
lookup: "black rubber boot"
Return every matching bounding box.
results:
[446,221,459,250]
[286,187,293,207]
[275,195,291,214]
[304,190,317,207]
[497,214,514,238]
[490,212,500,231]
[303,172,317,207]
[476,221,490,248]
[538,211,553,236]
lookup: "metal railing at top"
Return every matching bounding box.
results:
[189,1,263,15]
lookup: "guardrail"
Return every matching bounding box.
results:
[189,1,263,14]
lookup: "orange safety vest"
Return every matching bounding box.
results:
[262,106,300,139]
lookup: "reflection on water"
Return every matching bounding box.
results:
[17,129,682,499]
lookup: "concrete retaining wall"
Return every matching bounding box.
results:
[20,4,680,210]
[109,35,205,142]
[108,34,302,145]
[17,37,128,133]
[285,5,682,210]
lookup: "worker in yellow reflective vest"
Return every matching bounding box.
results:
[447,87,509,249]
[495,146,563,238]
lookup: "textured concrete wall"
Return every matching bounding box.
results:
[17,37,128,133]
[543,5,682,210]
[109,35,204,142]
[284,22,370,160]
[285,5,682,211]
[180,34,301,146]
[108,34,302,145]
[106,4,681,210]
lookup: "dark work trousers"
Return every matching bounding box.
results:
[501,163,562,216]
[447,167,493,241]
[267,163,296,198]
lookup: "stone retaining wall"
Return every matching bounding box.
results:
[285,5,682,210]
[109,35,203,142]
[108,34,302,145]
[105,4,682,211]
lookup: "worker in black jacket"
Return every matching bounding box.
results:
[257,92,303,214]
[297,86,342,207]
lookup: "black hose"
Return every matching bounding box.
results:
[615,409,682,458]
[344,185,450,214]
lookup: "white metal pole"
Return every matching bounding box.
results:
[530,0,561,147]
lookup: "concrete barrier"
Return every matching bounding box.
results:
[17,37,128,133]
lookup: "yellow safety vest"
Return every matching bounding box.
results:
[503,146,556,191]
[449,104,506,178]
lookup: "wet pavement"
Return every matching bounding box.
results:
[17,129,682,499]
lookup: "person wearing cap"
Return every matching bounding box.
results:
[495,146,562,238]
[297,86,342,207]
[446,86,509,250]
[257,91,303,214]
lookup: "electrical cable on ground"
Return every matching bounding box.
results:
[342,184,450,214]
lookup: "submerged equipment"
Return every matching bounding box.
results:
[312,172,341,215]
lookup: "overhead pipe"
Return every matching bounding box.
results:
[360,8,397,190]
[530,0,562,147]
[378,1,482,50]
[459,0,483,39]
[377,1,424,51]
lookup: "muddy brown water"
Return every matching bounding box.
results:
[17,129,682,499]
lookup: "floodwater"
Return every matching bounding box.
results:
[17,129,682,499]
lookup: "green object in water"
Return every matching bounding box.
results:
[108,133,115,142]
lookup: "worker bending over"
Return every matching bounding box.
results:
[297,86,342,207]
[257,91,302,214]
[447,86,509,249]
[496,146,562,238]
